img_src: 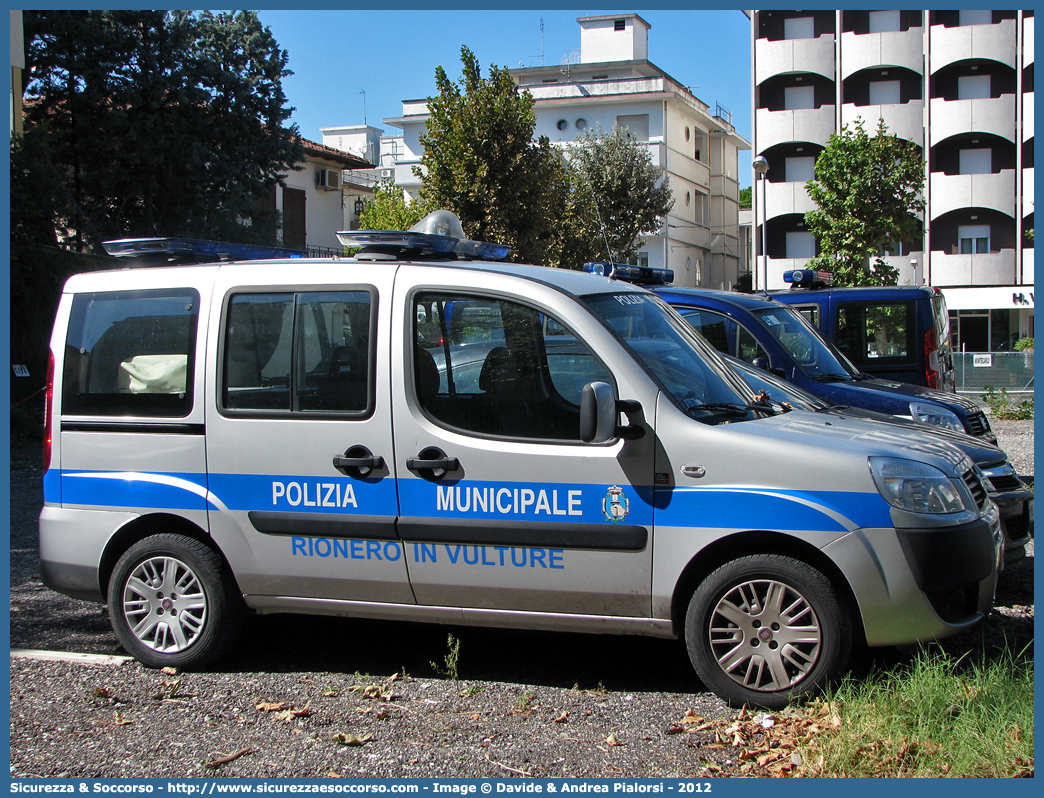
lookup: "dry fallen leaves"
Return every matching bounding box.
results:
[332,733,373,746]
[205,747,254,770]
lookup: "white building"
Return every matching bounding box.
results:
[750,9,1034,349]
[328,13,750,288]
[270,137,372,253]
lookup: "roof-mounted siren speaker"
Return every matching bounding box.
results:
[317,168,341,191]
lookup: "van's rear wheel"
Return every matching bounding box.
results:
[107,534,244,669]
[685,554,851,709]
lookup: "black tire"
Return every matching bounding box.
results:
[107,533,245,669]
[684,554,852,709]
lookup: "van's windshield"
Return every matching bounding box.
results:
[751,305,861,381]
[583,292,771,422]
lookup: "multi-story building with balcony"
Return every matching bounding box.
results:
[751,9,1034,351]
[325,14,750,288]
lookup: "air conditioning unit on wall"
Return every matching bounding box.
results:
[317,168,341,191]
[380,168,394,179]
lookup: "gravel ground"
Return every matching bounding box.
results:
[8,420,1034,779]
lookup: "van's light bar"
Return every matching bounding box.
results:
[335,230,511,260]
[102,238,306,262]
[583,262,674,285]
[337,210,511,260]
[783,269,834,288]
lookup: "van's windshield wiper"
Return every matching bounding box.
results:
[687,402,775,417]
[810,373,851,382]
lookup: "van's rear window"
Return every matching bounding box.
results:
[62,289,199,417]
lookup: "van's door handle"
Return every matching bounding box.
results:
[406,447,459,478]
[332,446,383,478]
[406,457,459,472]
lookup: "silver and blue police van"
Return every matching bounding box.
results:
[40,211,1002,709]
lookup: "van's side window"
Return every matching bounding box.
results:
[62,289,199,417]
[835,302,913,365]
[224,291,373,414]
[413,292,610,440]
[677,308,769,364]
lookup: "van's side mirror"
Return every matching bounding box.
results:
[580,382,644,443]
[752,357,786,378]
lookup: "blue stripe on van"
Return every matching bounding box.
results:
[654,486,892,533]
[49,470,891,534]
[59,470,210,511]
[208,472,399,514]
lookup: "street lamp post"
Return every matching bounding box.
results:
[752,156,769,293]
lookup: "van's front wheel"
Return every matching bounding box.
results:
[685,554,851,709]
[107,534,244,669]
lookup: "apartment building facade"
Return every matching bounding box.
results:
[751,9,1034,350]
[328,14,750,289]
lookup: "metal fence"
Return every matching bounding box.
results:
[955,351,1035,395]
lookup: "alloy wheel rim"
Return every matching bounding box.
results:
[122,555,207,653]
[708,578,821,692]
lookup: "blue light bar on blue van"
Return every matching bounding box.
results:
[102,238,306,262]
[783,269,833,288]
[583,262,674,285]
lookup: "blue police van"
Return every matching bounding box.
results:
[767,270,956,391]
[646,284,995,443]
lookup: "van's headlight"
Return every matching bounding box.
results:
[869,457,966,514]
[909,402,963,432]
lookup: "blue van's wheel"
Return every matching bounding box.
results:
[685,555,851,710]
[107,534,244,669]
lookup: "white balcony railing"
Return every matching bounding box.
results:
[840,27,925,80]
[764,180,817,219]
[842,101,924,146]
[928,95,1016,146]
[929,170,1016,219]
[755,34,835,84]
[1022,91,1033,142]
[929,249,1017,286]
[929,19,1017,73]
[755,105,836,150]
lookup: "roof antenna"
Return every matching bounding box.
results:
[359,90,367,126]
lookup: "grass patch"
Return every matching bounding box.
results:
[800,644,1034,777]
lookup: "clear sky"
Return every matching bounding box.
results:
[257,8,754,186]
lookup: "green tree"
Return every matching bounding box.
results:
[21,10,302,248]
[418,46,564,264]
[803,117,925,286]
[565,123,675,265]
[739,186,752,210]
[358,179,430,231]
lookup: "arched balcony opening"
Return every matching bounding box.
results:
[931,60,1017,101]
[930,11,1018,28]
[759,143,825,184]
[842,10,923,34]
[758,11,835,42]
[931,133,1016,175]
[844,67,923,106]
[931,208,1016,254]
[756,73,835,111]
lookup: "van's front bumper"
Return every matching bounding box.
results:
[824,506,1002,647]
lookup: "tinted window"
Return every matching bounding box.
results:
[583,292,761,423]
[413,293,610,440]
[835,302,915,367]
[63,289,198,417]
[224,291,373,414]
[678,308,769,364]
